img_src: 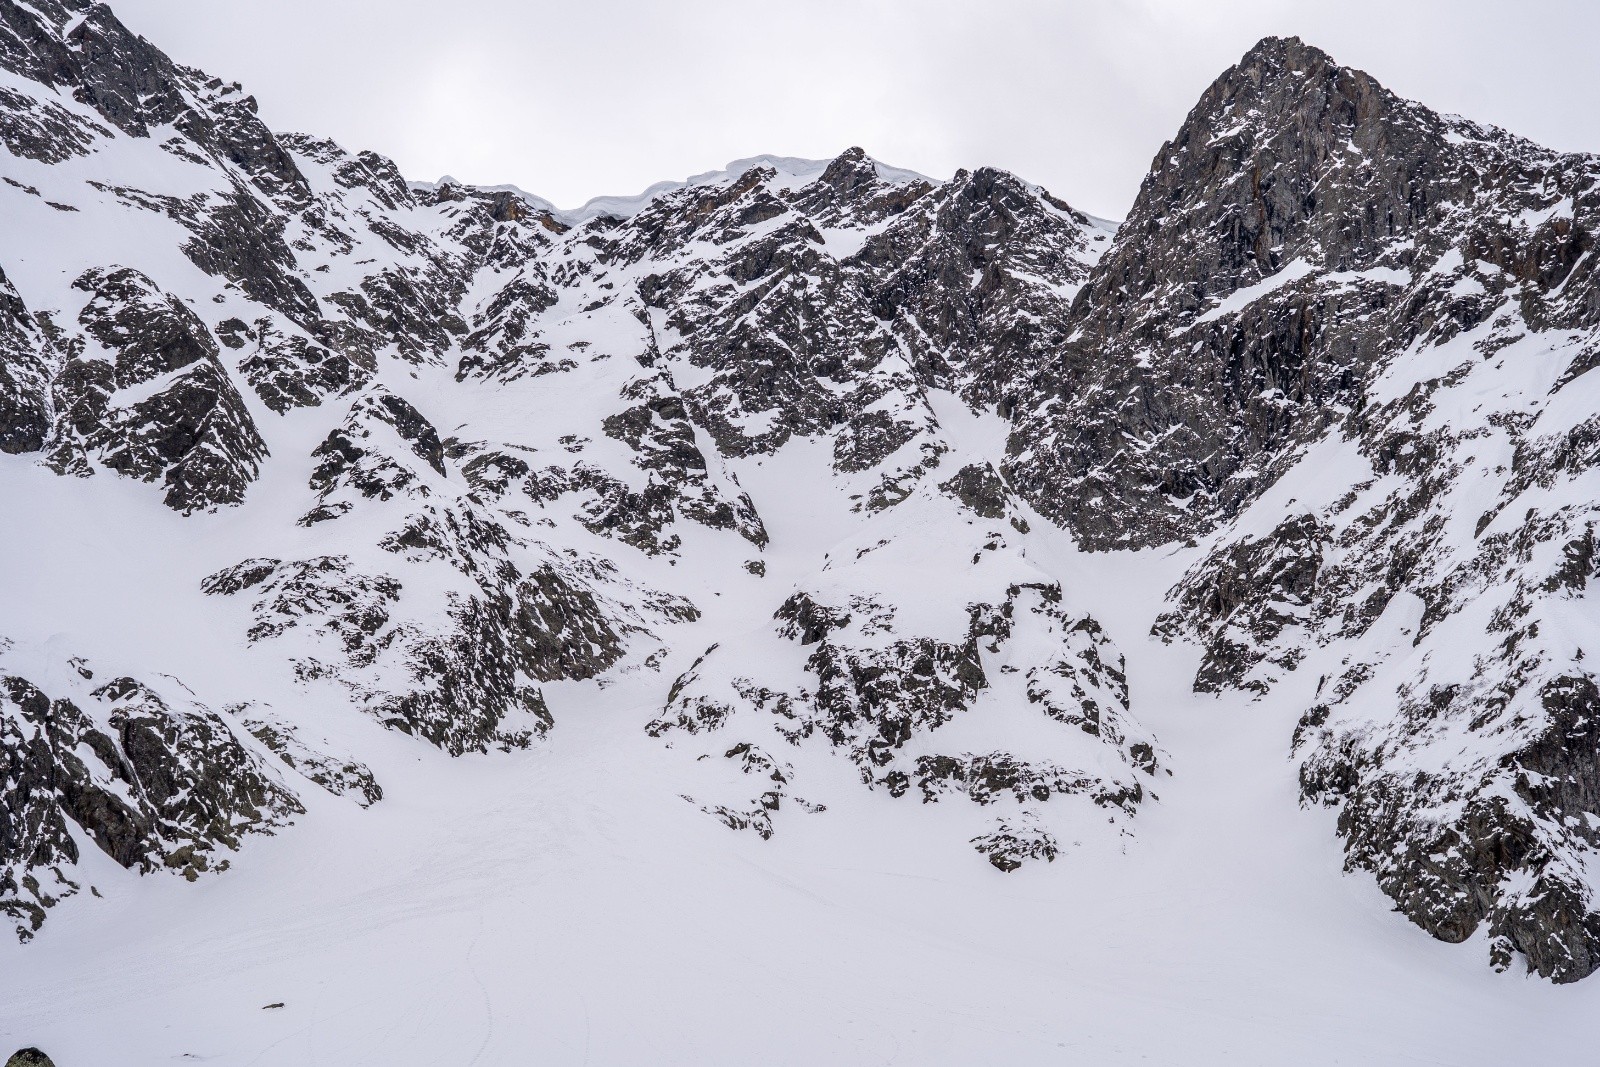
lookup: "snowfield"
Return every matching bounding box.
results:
[2,445,1597,1065]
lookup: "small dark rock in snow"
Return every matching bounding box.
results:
[6,1049,56,1067]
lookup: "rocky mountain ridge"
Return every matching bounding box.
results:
[0,2,1597,986]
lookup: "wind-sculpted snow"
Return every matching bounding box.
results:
[4,0,1600,994]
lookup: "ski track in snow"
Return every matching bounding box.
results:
[1,426,1595,1066]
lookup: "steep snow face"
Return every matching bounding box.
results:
[0,0,1144,950]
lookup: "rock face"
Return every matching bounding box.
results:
[52,266,267,511]
[1153,514,1330,694]
[0,640,302,940]
[1008,36,1597,551]
[1114,39,1600,981]
[0,266,52,455]
[1,2,1600,986]
[239,710,383,808]
[649,463,1161,864]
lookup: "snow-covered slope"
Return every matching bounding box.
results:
[1009,36,1600,983]
[3,6,1600,1063]
[0,0,1132,927]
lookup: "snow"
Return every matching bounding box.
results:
[1,14,1598,1061]
[1196,259,1418,326]
[1196,259,1317,323]
[1516,197,1575,230]
[2,399,1595,1064]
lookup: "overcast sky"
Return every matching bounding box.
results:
[110,0,1600,221]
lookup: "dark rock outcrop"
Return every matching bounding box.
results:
[0,653,301,940]
[653,576,1157,859]
[239,711,383,807]
[0,266,51,455]
[51,266,267,511]
[5,1049,55,1067]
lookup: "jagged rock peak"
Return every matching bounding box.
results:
[1005,27,1597,552]
[1176,35,1404,144]
[0,0,309,197]
[1229,34,1340,80]
[817,146,875,182]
